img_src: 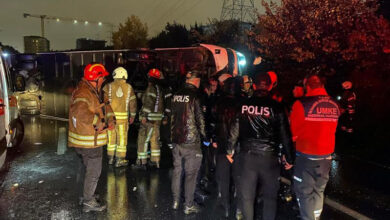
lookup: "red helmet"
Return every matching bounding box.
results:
[84,64,109,81]
[148,68,162,79]
[267,71,278,91]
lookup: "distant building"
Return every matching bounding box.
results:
[24,36,50,53]
[76,38,106,50]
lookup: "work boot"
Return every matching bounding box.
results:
[82,198,106,213]
[236,209,243,220]
[132,159,147,170]
[220,202,229,218]
[184,204,201,215]
[172,201,179,210]
[79,194,100,205]
[108,156,114,165]
[115,158,129,168]
[148,161,160,169]
[194,188,209,205]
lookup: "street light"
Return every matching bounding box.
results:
[56,18,60,22]
[73,20,78,24]
[85,21,88,25]
[98,22,102,26]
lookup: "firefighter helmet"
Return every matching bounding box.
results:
[148,68,163,79]
[84,64,108,81]
[267,71,278,91]
[342,81,352,90]
[113,67,128,79]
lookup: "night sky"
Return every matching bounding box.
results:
[0,0,265,52]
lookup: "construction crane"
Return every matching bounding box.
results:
[23,13,114,38]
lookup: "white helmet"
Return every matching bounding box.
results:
[113,67,128,79]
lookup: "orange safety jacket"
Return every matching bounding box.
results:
[68,79,114,148]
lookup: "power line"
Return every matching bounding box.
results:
[148,0,187,30]
[221,0,257,23]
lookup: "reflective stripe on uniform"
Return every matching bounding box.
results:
[138,152,148,159]
[69,131,107,141]
[129,95,136,101]
[147,93,156,97]
[119,124,125,147]
[108,84,112,103]
[114,112,128,116]
[143,108,151,113]
[130,112,136,117]
[116,116,128,120]
[114,112,128,120]
[151,150,160,156]
[107,144,117,151]
[106,112,115,118]
[73,98,91,106]
[143,127,154,154]
[92,115,99,125]
[68,137,107,147]
[125,86,131,112]
[117,146,127,153]
[147,113,163,121]
[165,93,172,98]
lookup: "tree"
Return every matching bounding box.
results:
[112,15,148,49]
[252,0,390,78]
[149,23,191,48]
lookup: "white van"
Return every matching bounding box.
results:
[0,50,24,169]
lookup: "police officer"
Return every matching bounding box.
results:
[290,74,340,220]
[241,75,254,98]
[68,64,115,212]
[229,73,294,220]
[339,81,356,134]
[135,68,168,168]
[171,71,207,215]
[103,67,137,167]
[212,77,241,218]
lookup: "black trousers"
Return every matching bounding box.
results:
[293,156,331,220]
[216,154,232,207]
[239,151,280,220]
[75,147,103,202]
[171,144,203,207]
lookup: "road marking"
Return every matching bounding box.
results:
[40,114,68,122]
[279,177,373,220]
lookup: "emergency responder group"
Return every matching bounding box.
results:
[69,62,341,220]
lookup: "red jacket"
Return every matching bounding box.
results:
[290,88,340,157]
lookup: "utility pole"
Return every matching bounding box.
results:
[220,0,257,23]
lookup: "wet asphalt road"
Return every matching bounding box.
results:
[0,90,388,220]
[0,116,357,220]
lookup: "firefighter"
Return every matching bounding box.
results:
[228,73,294,220]
[103,67,137,167]
[135,68,167,169]
[290,74,340,220]
[68,63,115,212]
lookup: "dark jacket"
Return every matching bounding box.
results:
[213,78,240,155]
[228,90,294,164]
[171,83,206,147]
